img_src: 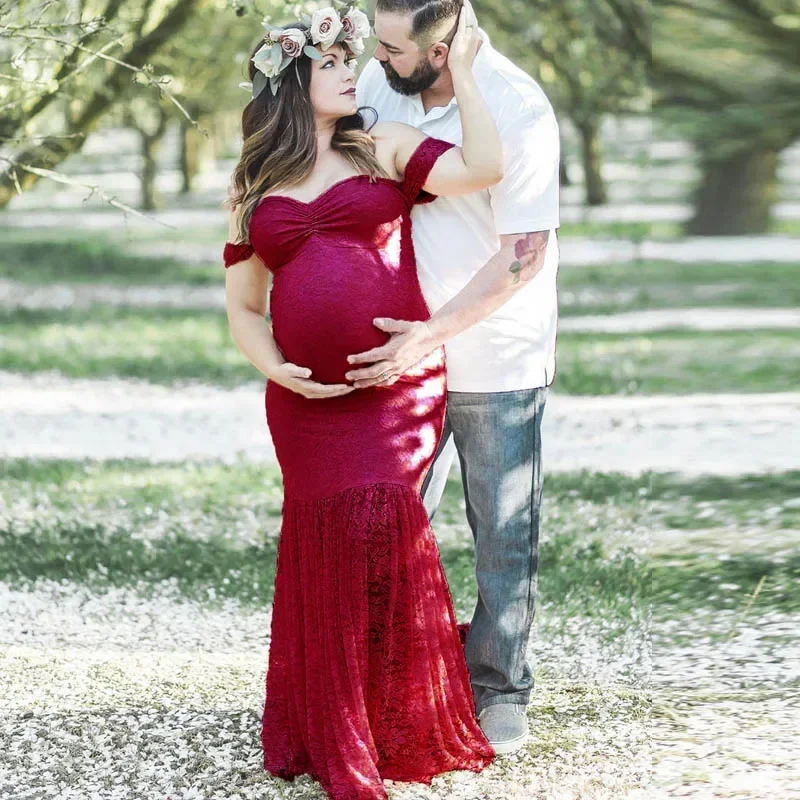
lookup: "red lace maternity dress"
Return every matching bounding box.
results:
[223,137,495,800]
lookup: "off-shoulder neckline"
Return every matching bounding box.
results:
[254,174,402,211]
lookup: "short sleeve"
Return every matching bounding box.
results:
[489,101,560,235]
[401,137,457,206]
[223,241,255,269]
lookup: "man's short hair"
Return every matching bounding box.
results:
[376,0,463,47]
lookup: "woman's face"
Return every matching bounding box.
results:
[308,45,358,120]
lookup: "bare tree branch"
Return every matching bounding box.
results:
[0,154,177,228]
[0,0,204,206]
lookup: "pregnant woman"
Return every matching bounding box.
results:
[223,4,500,798]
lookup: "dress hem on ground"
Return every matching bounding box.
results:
[261,482,495,800]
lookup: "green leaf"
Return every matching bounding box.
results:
[335,29,348,43]
[304,45,322,60]
[252,71,268,100]
[510,261,522,273]
[269,77,282,96]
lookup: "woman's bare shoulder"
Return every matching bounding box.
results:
[370,120,425,145]
[369,122,428,179]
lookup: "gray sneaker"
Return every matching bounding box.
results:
[478,703,529,754]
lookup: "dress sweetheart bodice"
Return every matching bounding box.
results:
[223,137,456,272]
[253,173,401,210]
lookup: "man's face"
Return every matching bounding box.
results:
[372,10,443,96]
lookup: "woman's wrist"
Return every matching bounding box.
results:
[263,357,285,381]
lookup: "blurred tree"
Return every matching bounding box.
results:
[118,0,281,208]
[0,0,206,209]
[653,0,800,234]
[121,98,170,210]
[474,0,649,206]
[155,0,296,198]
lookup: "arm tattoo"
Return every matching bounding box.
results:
[509,231,549,284]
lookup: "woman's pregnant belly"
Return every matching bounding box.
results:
[270,242,429,385]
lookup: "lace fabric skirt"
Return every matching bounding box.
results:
[260,483,495,800]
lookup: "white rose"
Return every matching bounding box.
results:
[345,9,371,40]
[252,43,280,78]
[310,7,343,51]
[346,36,365,57]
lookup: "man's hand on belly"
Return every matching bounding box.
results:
[345,318,437,389]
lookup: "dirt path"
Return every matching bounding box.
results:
[2,372,797,475]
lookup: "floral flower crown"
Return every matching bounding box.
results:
[240,2,372,100]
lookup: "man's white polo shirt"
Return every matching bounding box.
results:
[356,29,560,393]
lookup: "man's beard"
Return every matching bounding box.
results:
[381,57,441,96]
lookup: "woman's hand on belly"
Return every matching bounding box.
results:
[269,361,355,400]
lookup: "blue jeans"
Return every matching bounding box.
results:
[421,386,548,714]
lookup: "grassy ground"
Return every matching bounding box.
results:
[0,230,220,285]
[555,220,680,240]
[558,217,800,239]
[2,461,797,798]
[2,461,797,615]
[2,306,798,394]
[3,217,799,797]
[558,259,800,314]
[4,230,800,316]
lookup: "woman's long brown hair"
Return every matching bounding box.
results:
[226,24,389,244]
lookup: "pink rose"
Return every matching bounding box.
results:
[278,28,306,58]
[344,9,371,40]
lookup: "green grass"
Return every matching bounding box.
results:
[0,307,243,384]
[772,218,800,236]
[557,259,800,316]
[556,218,800,239]
[2,461,797,616]
[3,307,797,394]
[555,328,800,394]
[0,230,221,285]
[557,220,680,240]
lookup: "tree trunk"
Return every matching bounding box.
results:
[134,104,169,209]
[139,132,162,210]
[577,119,607,206]
[559,157,571,187]
[687,146,779,236]
[0,0,201,209]
[179,118,200,194]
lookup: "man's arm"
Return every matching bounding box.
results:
[345,230,549,388]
